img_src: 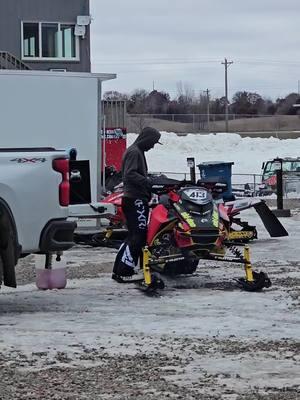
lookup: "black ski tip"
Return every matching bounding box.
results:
[254,201,289,237]
[237,271,272,292]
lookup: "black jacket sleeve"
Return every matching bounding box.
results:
[123,151,151,190]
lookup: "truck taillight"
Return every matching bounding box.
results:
[53,159,70,206]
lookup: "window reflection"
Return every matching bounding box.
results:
[42,23,59,58]
[23,23,39,57]
[61,25,76,58]
[22,22,78,59]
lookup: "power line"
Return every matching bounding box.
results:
[92,56,220,62]
[236,59,300,66]
[92,60,220,66]
[92,57,300,67]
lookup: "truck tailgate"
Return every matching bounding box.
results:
[68,202,116,219]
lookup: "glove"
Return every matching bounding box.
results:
[146,176,153,191]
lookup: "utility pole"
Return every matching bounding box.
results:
[222,58,233,132]
[203,89,210,132]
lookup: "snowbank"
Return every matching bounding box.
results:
[127,132,300,175]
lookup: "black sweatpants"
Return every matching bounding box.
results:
[113,197,149,276]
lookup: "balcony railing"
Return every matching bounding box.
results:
[0,51,31,70]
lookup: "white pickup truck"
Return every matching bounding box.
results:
[0,148,78,289]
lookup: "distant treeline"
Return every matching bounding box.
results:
[104,85,300,116]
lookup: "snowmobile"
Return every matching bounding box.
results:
[110,177,272,293]
[77,175,288,250]
[196,179,288,242]
[221,197,288,242]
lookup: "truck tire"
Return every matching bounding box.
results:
[0,202,18,288]
[1,230,17,287]
[0,254,3,287]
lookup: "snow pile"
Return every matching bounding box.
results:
[127,132,300,175]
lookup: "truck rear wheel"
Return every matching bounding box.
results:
[0,254,3,287]
[0,202,18,288]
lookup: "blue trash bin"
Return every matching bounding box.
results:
[197,161,235,200]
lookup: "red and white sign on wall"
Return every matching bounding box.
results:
[101,127,127,172]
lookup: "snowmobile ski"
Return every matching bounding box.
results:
[236,271,272,292]
[253,201,288,237]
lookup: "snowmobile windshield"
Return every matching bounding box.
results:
[179,187,213,215]
[134,127,161,151]
[179,187,212,205]
[182,200,213,216]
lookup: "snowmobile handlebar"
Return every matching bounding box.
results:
[196,180,228,197]
[151,178,188,195]
[151,179,227,195]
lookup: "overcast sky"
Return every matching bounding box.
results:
[90,0,300,100]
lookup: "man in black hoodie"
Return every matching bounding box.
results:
[112,127,162,279]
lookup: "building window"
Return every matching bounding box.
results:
[22,22,79,60]
[42,23,59,58]
[61,25,76,58]
[23,23,39,57]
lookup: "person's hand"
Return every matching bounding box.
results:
[146,176,153,191]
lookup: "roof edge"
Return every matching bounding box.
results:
[0,70,116,81]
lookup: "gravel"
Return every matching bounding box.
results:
[1,211,300,399]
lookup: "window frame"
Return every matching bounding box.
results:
[21,21,80,62]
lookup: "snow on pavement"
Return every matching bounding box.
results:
[0,210,299,398]
[0,132,299,399]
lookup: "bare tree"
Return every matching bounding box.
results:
[276,93,299,115]
[176,81,195,113]
[103,91,128,101]
[176,81,195,103]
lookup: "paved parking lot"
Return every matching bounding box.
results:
[0,210,299,399]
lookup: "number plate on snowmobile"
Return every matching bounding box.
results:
[182,188,208,204]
